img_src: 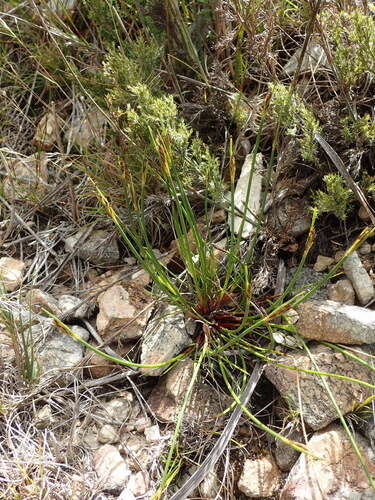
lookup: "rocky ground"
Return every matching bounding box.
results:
[0,1,375,499]
[1,184,374,499]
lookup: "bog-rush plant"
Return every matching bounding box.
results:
[76,117,374,496]
[38,48,374,492]
[78,162,373,498]
[2,0,375,497]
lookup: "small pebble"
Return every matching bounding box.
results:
[98,424,119,444]
[359,242,372,255]
[327,279,355,305]
[144,425,161,443]
[34,404,55,429]
[124,256,136,265]
[334,250,345,263]
[0,257,25,291]
[93,444,130,491]
[283,308,299,325]
[314,255,334,272]
[238,454,281,498]
[358,206,371,221]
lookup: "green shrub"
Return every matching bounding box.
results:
[103,36,163,107]
[342,114,375,146]
[269,83,321,162]
[118,83,223,197]
[321,9,375,86]
[313,173,354,220]
[80,33,223,216]
[82,0,133,46]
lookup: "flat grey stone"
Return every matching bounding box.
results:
[286,267,328,300]
[37,325,85,380]
[265,344,375,430]
[275,429,303,472]
[140,305,194,376]
[297,299,375,344]
[283,40,328,76]
[65,229,119,265]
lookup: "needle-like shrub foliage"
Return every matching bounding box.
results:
[314,173,354,220]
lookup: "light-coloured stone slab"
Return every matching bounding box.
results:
[231,152,263,239]
[343,251,374,305]
[297,299,375,344]
[265,344,374,430]
[281,424,375,499]
[238,453,281,498]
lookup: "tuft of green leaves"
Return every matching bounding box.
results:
[131,84,220,187]
[0,292,38,383]
[342,114,375,146]
[228,92,251,129]
[313,173,354,220]
[269,83,321,162]
[103,36,163,105]
[81,33,224,210]
[104,81,223,201]
[321,9,375,86]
